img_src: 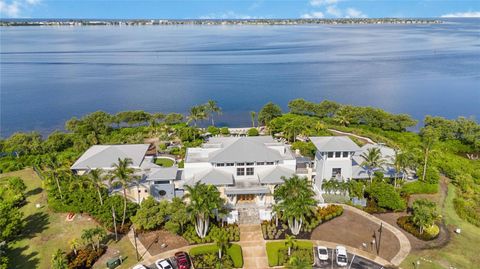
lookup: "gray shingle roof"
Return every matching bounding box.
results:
[258,166,296,184]
[309,136,360,152]
[71,144,149,170]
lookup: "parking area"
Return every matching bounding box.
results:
[314,248,384,269]
[134,256,178,269]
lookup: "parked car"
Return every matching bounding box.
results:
[335,246,348,267]
[155,259,173,269]
[174,251,191,269]
[132,265,148,269]
[316,246,329,261]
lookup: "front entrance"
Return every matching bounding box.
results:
[237,194,256,202]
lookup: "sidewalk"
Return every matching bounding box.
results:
[238,224,269,269]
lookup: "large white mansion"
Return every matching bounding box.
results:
[71,135,395,223]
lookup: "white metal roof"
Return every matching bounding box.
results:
[71,144,149,170]
[309,136,361,152]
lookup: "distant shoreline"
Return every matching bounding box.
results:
[0,18,443,27]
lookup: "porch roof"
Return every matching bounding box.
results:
[225,186,270,195]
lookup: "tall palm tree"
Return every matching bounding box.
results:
[213,229,230,258]
[250,111,256,127]
[184,182,224,238]
[360,147,386,183]
[285,234,297,256]
[109,158,138,229]
[285,256,312,269]
[187,105,208,127]
[274,176,316,235]
[283,121,307,142]
[392,150,414,188]
[43,154,69,200]
[420,127,438,182]
[85,168,106,205]
[205,100,222,126]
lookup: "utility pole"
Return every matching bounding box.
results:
[112,205,118,242]
[377,222,383,255]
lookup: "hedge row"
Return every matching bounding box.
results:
[189,243,243,268]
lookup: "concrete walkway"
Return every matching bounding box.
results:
[238,224,269,269]
[340,204,412,266]
[328,129,376,144]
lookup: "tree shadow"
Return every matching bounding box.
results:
[18,211,50,240]
[6,245,40,269]
[25,187,43,197]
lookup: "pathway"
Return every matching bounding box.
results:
[328,129,376,144]
[238,224,269,269]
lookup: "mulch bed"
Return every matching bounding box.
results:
[137,230,189,256]
[310,209,401,261]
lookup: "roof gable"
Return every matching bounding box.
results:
[309,136,360,152]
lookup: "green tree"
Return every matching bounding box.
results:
[0,201,24,242]
[65,111,113,148]
[131,197,169,231]
[285,256,312,269]
[360,147,386,183]
[258,102,282,126]
[392,150,415,188]
[3,132,43,157]
[250,111,256,127]
[247,128,259,136]
[165,197,189,234]
[164,113,184,125]
[84,168,105,205]
[213,229,230,258]
[109,158,138,229]
[51,249,68,269]
[205,100,222,126]
[188,105,208,127]
[7,177,26,196]
[285,235,297,256]
[412,199,439,234]
[69,238,80,256]
[42,154,70,200]
[420,126,439,182]
[366,182,406,211]
[274,176,316,235]
[283,119,308,142]
[184,182,225,238]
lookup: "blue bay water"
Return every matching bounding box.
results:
[1,19,479,137]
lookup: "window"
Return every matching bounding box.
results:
[335,152,341,158]
[343,152,349,158]
[246,162,254,166]
[266,162,274,165]
[327,152,334,158]
[237,162,245,166]
[332,168,342,177]
[257,162,265,166]
[144,189,148,193]
[158,190,167,196]
[217,163,225,167]
[154,181,169,184]
[246,167,254,176]
[226,163,234,166]
[237,168,245,176]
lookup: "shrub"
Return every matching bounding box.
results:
[417,166,440,184]
[220,127,230,135]
[189,244,243,268]
[266,240,313,266]
[67,245,106,269]
[397,216,439,240]
[207,126,220,136]
[247,128,259,136]
[366,182,406,211]
[401,181,438,195]
[183,224,240,244]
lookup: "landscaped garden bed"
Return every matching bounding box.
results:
[189,243,243,268]
[182,223,240,244]
[261,204,343,240]
[397,216,440,241]
[154,157,175,167]
[266,240,314,267]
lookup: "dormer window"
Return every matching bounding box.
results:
[335,152,341,158]
[343,152,349,158]
[327,152,334,158]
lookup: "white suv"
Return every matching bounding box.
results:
[335,246,348,267]
[316,246,329,261]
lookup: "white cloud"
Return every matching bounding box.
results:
[199,11,255,20]
[441,11,480,18]
[0,0,40,18]
[301,11,325,19]
[345,8,368,18]
[310,0,341,7]
[326,5,342,17]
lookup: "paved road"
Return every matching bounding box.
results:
[314,248,384,269]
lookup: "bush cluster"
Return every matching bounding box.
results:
[401,181,438,195]
[261,222,288,240]
[182,224,240,244]
[189,244,243,268]
[278,248,313,266]
[396,216,439,241]
[266,241,313,266]
[302,204,343,232]
[366,182,406,212]
[66,245,107,269]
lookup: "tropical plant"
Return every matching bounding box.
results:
[250,111,256,127]
[51,249,68,269]
[274,176,316,235]
[420,126,439,182]
[42,154,70,200]
[69,238,81,256]
[109,157,138,229]
[391,150,415,187]
[360,147,386,183]
[258,102,282,126]
[205,100,222,126]
[184,182,225,238]
[285,256,312,269]
[188,105,208,127]
[285,235,297,256]
[411,199,439,234]
[84,168,105,205]
[213,229,230,258]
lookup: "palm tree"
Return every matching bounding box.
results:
[85,168,105,205]
[285,256,312,269]
[187,105,207,127]
[69,238,80,256]
[213,229,230,258]
[81,228,95,250]
[43,154,69,200]
[205,100,222,126]
[285,234,297,256]
[250,111,256,127]
[274,176,316,235]
[392,150,414,188]
[360,147,386,183]
[283,121,307,142]
[420,127,438,182]
[51,249,68,269]
[184,182,224,238]
[109,158,138,229]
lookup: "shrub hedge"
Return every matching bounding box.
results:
[182,224,240,244]
[189,243,243,268]
[397,216,439,241]
[266,240,313,266]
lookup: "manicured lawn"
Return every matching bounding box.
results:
[266,240,313,266]
[154,158,175,167]
[1,168,138,269]
[401,185,480,269]
[189,243,243,268]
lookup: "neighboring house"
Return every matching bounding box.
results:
[310,136,396,195]
[175,136,297,223]
[70,144,179,203]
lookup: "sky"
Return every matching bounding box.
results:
[0,0,479,19]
